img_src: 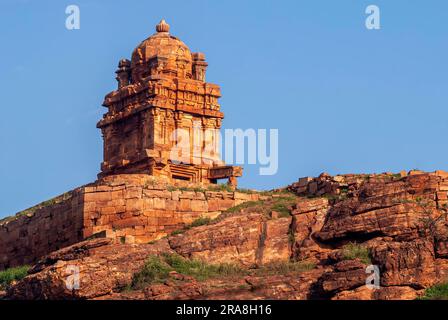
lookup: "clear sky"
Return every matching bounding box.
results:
[1,0,448,217]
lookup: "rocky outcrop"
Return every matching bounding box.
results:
[6,170,448,300]
[7,238,173,300]
[168,212,291,266]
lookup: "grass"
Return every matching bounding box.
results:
[224,196,297,217]
[418,282,448,300]
[189,217,212,228]
[129,254,316,291]
[130,254,245,290]
[167,186,207,193]
[270,196,297,218]
[166,184,234,193]
[253,261,315,276]
[0,265,30,290]
[166,184,296,196]
[322,186,349,202]
[340,243,372,264]
[170,229,185,236]
[170,217,213,236]
[224,200,264,213]
[391,173,402,180]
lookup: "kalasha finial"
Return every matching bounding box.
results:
[156,19,170,33]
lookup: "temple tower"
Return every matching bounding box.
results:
[97,20,242,186]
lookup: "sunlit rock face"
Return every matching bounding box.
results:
[98,19,242,187]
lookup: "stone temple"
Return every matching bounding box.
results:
[0,19,251,270]
[97,19,242,187]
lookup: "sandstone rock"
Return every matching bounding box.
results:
[291,198,331,262]
[318,260,367,295]
[7,238,172,300]
[7,171,448,300]
[371,239,437,289]
[168,213,291,266]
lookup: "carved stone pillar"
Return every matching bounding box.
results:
[192,53,208,82]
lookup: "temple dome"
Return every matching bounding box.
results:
[130,19,193,82]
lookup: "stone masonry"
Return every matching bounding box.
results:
[0,174,264,270]
[98,19,242,186]
[0,19,250,271]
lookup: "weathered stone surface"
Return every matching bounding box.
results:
[6,170,448,300]
[0,174,266,270]
[7,238,172,300]
[98,20,241,186]
[371,239,437,288]
[291,198,331,262]
[103,269,326,300]
[168,213,291,266]
[318,260,368,295]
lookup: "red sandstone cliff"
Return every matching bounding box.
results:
[3,170,448,300]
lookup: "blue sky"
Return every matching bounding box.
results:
[1,0,448,217]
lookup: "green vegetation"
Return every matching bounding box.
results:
[0,265,30,290]
[208,184,233,192]
[322,186,349,202]
[189,217,212,228]
[418,282,448,300]
[167,184,234,193]
[270,196,297,218]
[224,195,296,218]
[340,243,372,264]
[170,194,298,236]
[254,261,315,276]
[224,200,264,214]
[129,254,316,291]
[130,254,245,290]
[391,173,402,180]
[165,184,296,196]
[167,186,207,192]
[170,229,185,236]
[170,217,213,236]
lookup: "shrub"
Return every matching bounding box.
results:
[170,229,185,236]
[170,217,213,236]
[188,217,211,228]
[130,254,245,290]
[341,243,371,264]
[162,253,244,281]
[0,265,30,289]
[224,195,297,218]
[270,196,296,218]
[131,256,172,290]
[419,282,448,300]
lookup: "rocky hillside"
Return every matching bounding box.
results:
[4,170,448,300]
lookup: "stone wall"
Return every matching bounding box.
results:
[0,174,263,270]
[81,174,263,244]
[0,190,84,270]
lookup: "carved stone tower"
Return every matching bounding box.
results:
[97,20,242,186]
